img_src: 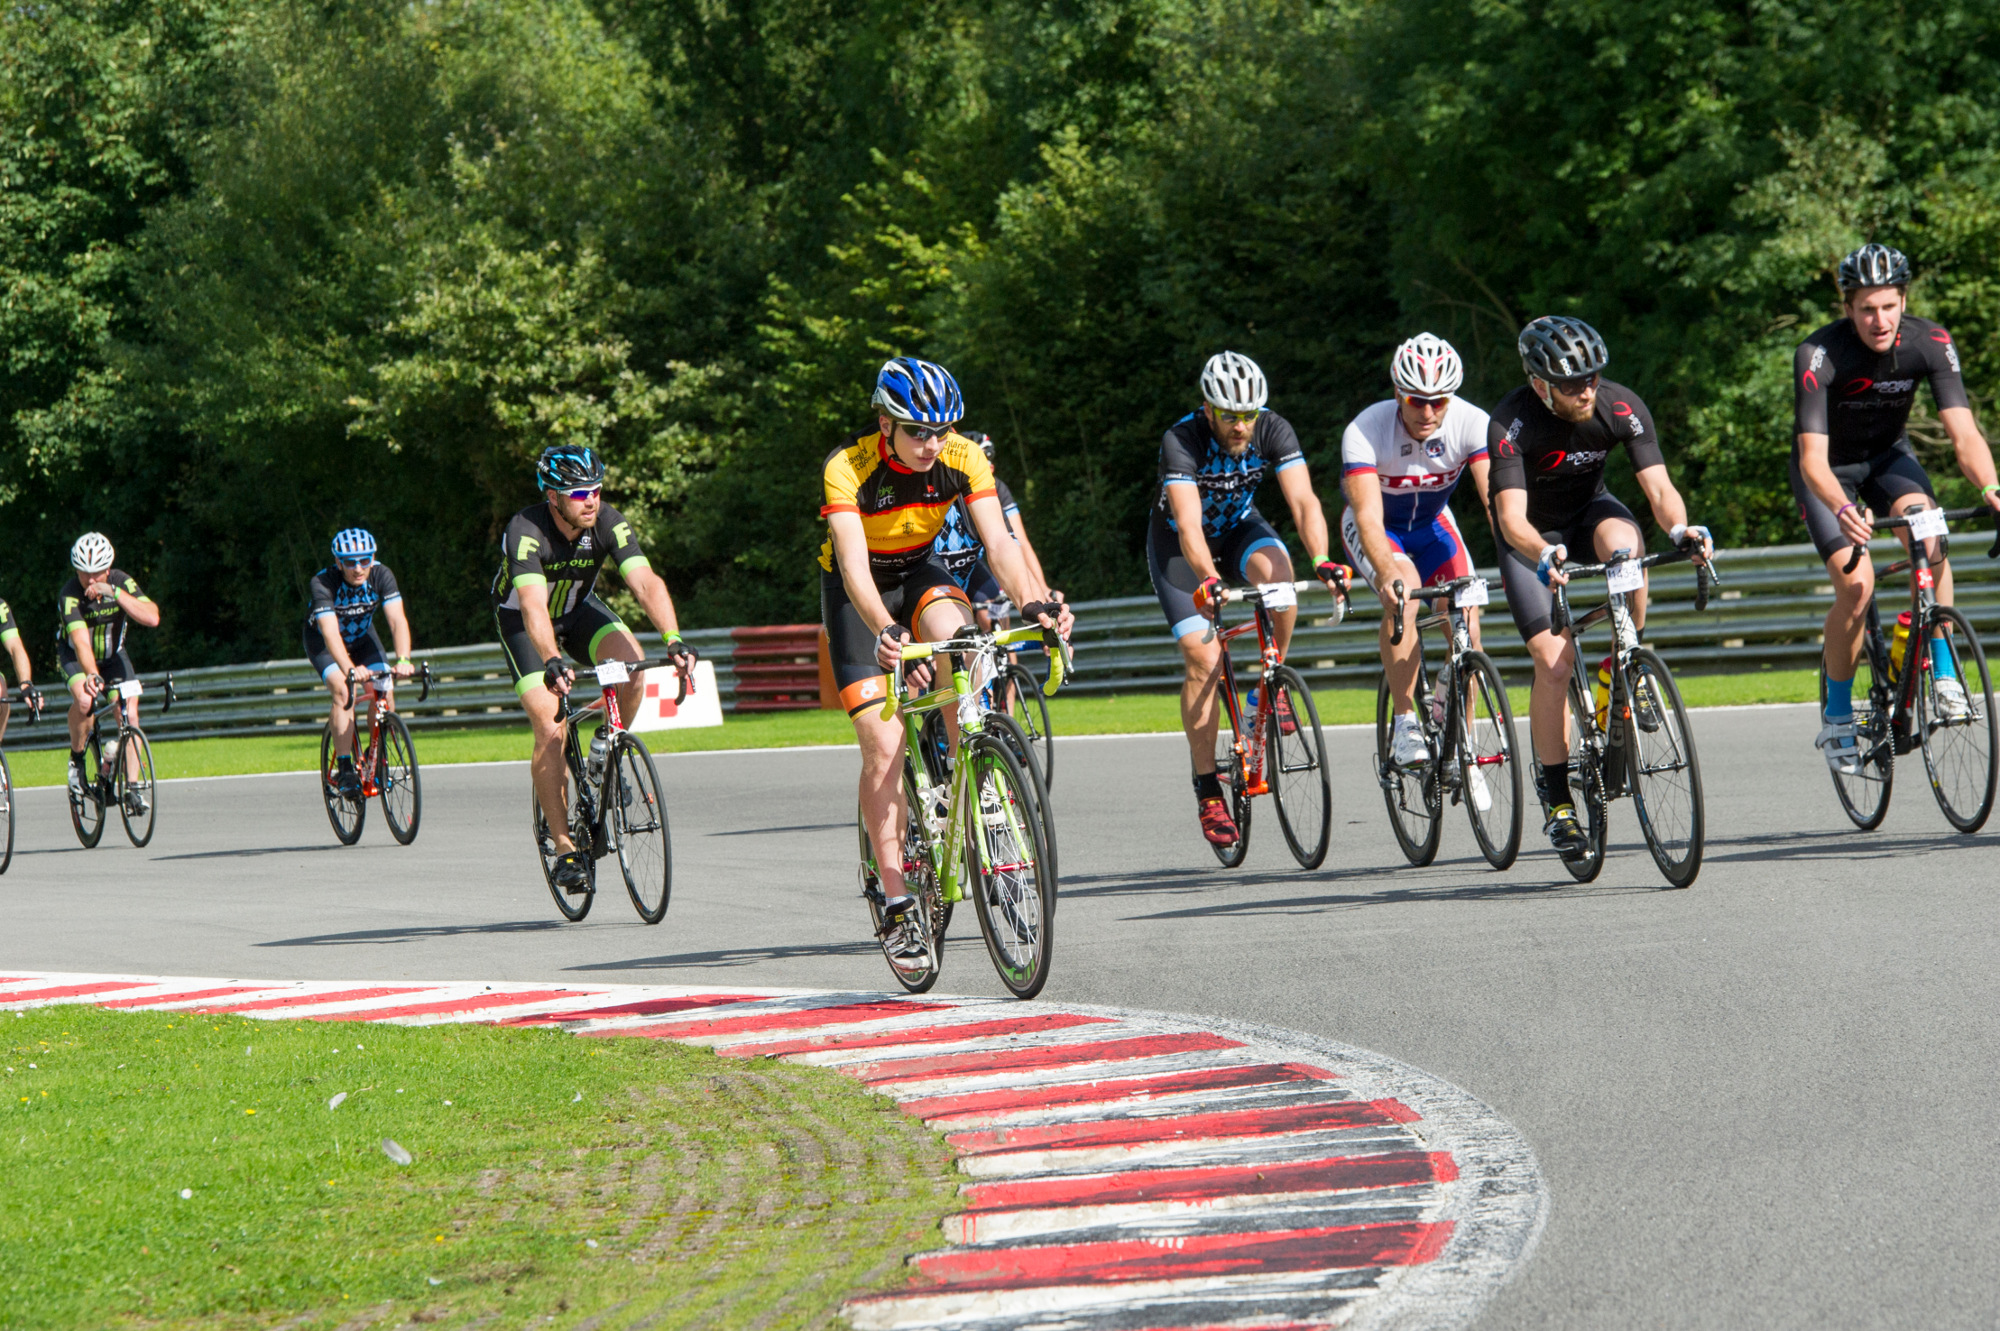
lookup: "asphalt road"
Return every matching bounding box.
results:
[5,703,1998,1329]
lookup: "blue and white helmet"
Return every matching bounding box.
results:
[872,357,963,426]
[331,528,377,561]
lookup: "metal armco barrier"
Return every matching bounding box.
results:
[23,537,2000,749]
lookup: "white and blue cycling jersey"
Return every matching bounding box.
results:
[932,478,1019,589]
[1156,410,1306,539]
[303,563,402,647]
[1340,397,1490,531]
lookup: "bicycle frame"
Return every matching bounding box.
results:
[1395,576,1490,781]
[1550,546,1714,759]
[1206,579,1346,798]
[340,663,432,791]
[551,656,685,853]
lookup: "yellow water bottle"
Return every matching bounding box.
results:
[1594,655,1614,730]
[1888,612,1912,682]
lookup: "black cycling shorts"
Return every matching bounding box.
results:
[1498,491,1644,641]
[1147,509,1289,641]
[304,624,389,683]
[822,558,969,716]
[1790,436,1937,561]
[495,593,631,697]
[964,559,1014,619]
[58,642,136,691]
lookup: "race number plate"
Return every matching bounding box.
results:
[1257,582,1297,611]
[1907,507,1948,541]
[116,678,143,700]
[1605,561,1645,595]
[594,660,630,686]
[1454,577,1491,608]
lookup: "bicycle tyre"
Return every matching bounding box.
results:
[117,729,158,848]
[1561,667,1609,883]
[0,750,14,874]
[71,733,106,849]
[1210,746,1252,868]
[607,732,672,923]
[1005,663,1054,787]
[532,749,595,921]
[1458,651,1524,871]
[986,713,1056,888]
[964,734,1054,999]
[377,713,422,845]
[1821,647,1893,830]
[858,768,942,992]
[1624,648,1704,887]
[1268,665,1331,869]
[1918,605,1997,833]
[1376,671,1441,867]
[319,723,365,846]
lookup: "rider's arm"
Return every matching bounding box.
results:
[382,599,415,665]
[114,577,160,629]
[1005,503,1049,588]
[827,511,897,636]
[970,493,1047,609]
[1276,463,1330,565]
[66,623,100,679]
[315,613,359,676]
[1939,406,2000,506]
[1339,472,1404,593]
[621,561,682,640]
[4,636,28,689]
[1493,488,1560,569]
[1634,463,1691,536]
[1164,484,1220,582]
[1794,431,1861,523]
[1467,454,1494,510]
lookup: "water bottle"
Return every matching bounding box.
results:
[1593,655,1614,730]
[586,728,609,782]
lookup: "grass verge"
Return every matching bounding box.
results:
[0,667,1820,787]
[1,1006,953,1331]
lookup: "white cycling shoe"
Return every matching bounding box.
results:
[1390,715,1429,769]
[1816,717,1861,777]
[1465,762,1493,812]
[1933,676,1972,722]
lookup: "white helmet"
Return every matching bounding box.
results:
[1390,333,1464,397]
[71,532,114,575]
[1200,351,1268,413]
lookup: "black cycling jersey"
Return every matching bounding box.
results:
[1487,380,1665,530]
[303,564,402,646]
[491,501,649,619]
[0,599,18,651]
[58,569,149,661]
[1155,410,1306,539]
[1794,314,1969,466]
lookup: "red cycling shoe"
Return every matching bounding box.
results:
[1197,795,1239,846]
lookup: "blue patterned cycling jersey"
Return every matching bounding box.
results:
[932,478,1019,588]
[1155,410,1306,539]
[303,564,402,646]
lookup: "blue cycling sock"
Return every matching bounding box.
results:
[1823,675,1854,723]
[1930,635,1957,678]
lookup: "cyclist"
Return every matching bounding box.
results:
[1149,350,1343,847]
[1488,317,1711,856]
[1792,243,2000,774]
[305,528,417,798]
[0,598,36,745]
[1340,332,1493,778]
[59,532,160,807]
[493,445,696,897]
[932,432,1049,632]
[822,357,1071,960]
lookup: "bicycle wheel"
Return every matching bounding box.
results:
[1458,651,1524,870]
[1560,667,1609,883]
[858,768,942,993]
[70,732,106,849]
[1624,648,1704,887]
[1821,646,1893,830]
[986,713,1056,887]
[1005,663,1054,787]
[606,732,672,923]
[1267,665,1331,869]
[531,751,595,921]
[964,733,1054,999]
[1210,746,1252,868]
[319,723,365,846]
[0,750,14,874]
[377,713,422,845]
[116,730,157,848]
[1375,672,1441,867]
[1917,605,1997,833]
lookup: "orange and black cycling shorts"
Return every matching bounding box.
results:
[821,558,971,717]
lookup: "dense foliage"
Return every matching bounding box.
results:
[6,0,2000,666]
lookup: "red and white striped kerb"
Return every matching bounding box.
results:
[0,973,1546,1330]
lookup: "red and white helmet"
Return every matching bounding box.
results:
[1390,333,1464,397]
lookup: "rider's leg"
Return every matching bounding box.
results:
[853,704,911,900]
[1374,560,1423,712]
[589,627,647,730]
[1821,547,1873,712]
[66,675,93,757]
[1178,629,1226,776]
[916,593,976,753]
[1888,495,1959,674]
[1240,544,1299,658]
[1591,517,1649,628]
[120,694,144,781]
[325,669,355,757]
[521,685,575,854]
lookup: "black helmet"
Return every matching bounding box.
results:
[963,431,996,464]
[1518,315,1609,383]
[536,444,606,492]
[1837,243,1911,292]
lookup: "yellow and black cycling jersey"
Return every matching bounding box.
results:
[818,427,996,589]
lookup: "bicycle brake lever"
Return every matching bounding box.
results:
[1388,581,1406,647]
[1988,509,2000,560]
[1843,542,1866,574]
[418,662,433,705]
[1550,589,1570,636]
[1694,563,1713,614]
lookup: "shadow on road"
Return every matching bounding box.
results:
[706,822,851,838]
[257,920,566,947]
[1699,827,1995,863]
[154,844,350,861]
[567,938,903,970]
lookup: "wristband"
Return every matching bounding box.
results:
[1835,502,1858,519]
[1537,544,1558,567]
[1982,485,2000,498]
[663,630,683,643]
[395,656,411,666]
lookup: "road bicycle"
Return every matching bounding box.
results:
[917,633,1057,881]
[1374,573,1524,870]
[1001,650,1054,785]
[534,657,684,924]
[1547,545,1717,887]
[1202,578,1347,870]
[1820,506,1999,833]
[859,621,1069,999]
[0,685,46,874]
[70,673,177,850]
[319,663,432,846]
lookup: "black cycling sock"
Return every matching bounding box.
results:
[1538,761,1572,808]
[69,748,84,765]
[1192,772,1224,802]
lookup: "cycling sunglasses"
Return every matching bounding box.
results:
[898,422,955,443]
[1210,407,1260,425]
[560,484,603,501]
[337,556,374,570]
[1547,374,1599,398]
[1400,392,1451,410]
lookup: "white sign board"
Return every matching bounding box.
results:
[626,660,723,731]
